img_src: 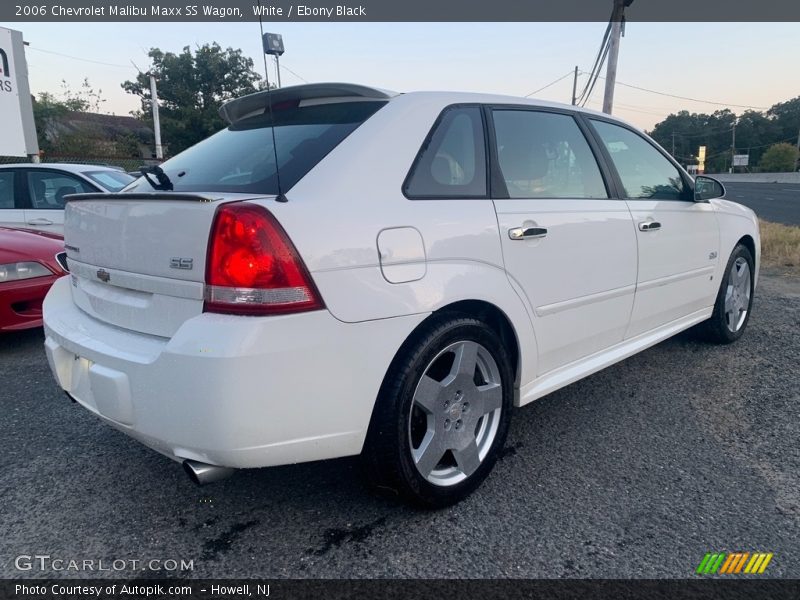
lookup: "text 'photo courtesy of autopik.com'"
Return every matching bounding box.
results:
[1,0,800,598]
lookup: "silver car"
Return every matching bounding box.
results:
[0,163,135,235]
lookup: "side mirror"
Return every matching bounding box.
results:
[694,175,725,202]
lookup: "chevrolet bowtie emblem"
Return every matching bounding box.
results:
[96,269,110,283]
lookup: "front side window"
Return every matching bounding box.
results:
[404,106,487,198]
[27,171,93,209]
[590,120,688,201]
[492,110,608,199]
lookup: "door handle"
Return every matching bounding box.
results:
[26,218,54,226]
[509,226,548,240]
[638,221,661,232]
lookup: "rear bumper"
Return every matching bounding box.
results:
[43,276,424,469]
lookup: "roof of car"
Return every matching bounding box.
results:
[218,82,637,130]
[0,163,125,174]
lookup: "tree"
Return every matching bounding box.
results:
[759,143,799,172]
[649,109,737,172]
[122,43,263,154]
[59,78,106,112]
[767,96,800,143]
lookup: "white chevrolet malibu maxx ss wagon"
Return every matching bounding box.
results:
[43,83,759,506]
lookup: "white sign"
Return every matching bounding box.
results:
[733,154,749,167]
[0,27,38,157]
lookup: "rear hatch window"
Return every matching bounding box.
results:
[124,100,387,195]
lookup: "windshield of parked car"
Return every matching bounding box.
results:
[123,100,387,195]
[83,170,136,192]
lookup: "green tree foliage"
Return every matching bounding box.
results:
[767,97,800,142]
[758,143,799,172]
[649,96,800,173]
[122,43,263,154]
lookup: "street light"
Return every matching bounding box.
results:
[262,32,284,88]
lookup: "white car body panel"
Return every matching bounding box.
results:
[45,276,426,468]
[494,198,637,375]
[23,206,64,232]
[625,200,720,338]
[42,86,760,473]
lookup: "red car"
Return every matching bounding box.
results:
[0,227,66,331]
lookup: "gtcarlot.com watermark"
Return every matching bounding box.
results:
[14,554,194,573]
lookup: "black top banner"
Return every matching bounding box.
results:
[4,0,800,22]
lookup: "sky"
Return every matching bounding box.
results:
[11,21,800,131]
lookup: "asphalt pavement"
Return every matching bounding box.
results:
[1,271,798,579]
[723,182,800,226]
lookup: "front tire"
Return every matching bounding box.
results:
[362,315,514,507]
[696,243,755,344]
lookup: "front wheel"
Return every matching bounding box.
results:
[362,316,514,507]
[696,243,755,344]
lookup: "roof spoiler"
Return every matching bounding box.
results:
[218,82,397,124]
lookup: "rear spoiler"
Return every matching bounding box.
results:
[64,192,222,203]
[219,82,397,124]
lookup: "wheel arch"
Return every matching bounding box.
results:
[377,298,524,405]
[736,233,756,262]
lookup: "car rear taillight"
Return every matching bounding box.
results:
[204,202,323,316]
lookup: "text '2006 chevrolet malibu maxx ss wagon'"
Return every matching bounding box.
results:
[43,83,759,507]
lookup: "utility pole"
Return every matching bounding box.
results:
[275,55,282,88]
[571,65,578,105]
[796,125,800,171]
[730,120,736,174]
[149,74,163,160]
[672,132,676,157]
[602,0,632,115]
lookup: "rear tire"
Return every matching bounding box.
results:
[695,243,754,344]
[362,315,513,508]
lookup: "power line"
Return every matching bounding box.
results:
[581,71,768,110]
[700,135,798,160]
[29,40,310,86]
[278,62,308,84]
[575,21,612,106]
[579,38,610,107]
[523,71,574,98]
[27,46,133,69]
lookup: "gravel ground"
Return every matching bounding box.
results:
[1,269,798,579]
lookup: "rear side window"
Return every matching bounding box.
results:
[124,101,386,195]
[404,106,487,198]
[492,110,608,199]
[0,171,13,209]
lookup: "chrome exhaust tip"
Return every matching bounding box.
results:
[182,459,236,486]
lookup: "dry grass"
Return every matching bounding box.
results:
[760,220,800,272]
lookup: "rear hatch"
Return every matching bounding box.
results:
[63,193,243,338]
[61,85,391,338]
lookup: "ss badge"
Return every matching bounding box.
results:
[170,257,194,270]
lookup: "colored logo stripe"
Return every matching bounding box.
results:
[697,552,773,574]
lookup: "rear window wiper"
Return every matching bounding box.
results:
[139,165,173,191]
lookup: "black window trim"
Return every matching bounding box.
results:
[580,113,696,203]
[0,168,19,210]
[402,103,491,201]
[485,103,618,201]
[19,168,100,210]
